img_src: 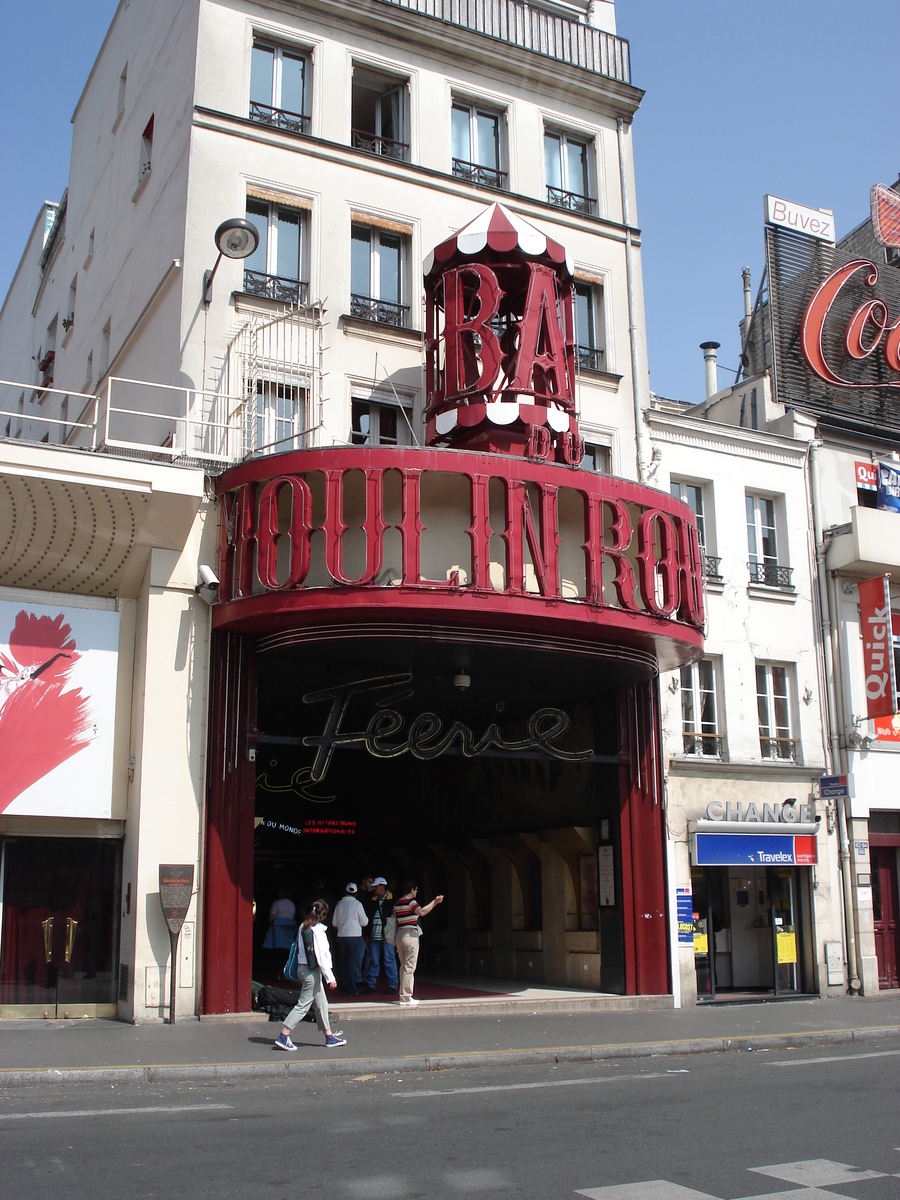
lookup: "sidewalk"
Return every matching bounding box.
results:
[1,987,899,1089]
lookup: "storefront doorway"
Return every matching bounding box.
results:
[691,864,815,999]
[0,837,121,1018]
[872,846,900,989]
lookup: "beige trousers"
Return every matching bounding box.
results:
[395,929,420,1002]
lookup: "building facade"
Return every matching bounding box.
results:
[1,0,710,1020]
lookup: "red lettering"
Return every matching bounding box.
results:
[255,476,313,590]
[442,265,504,397]
[526,425,552,461]
[509,264,574,405]
[801,259,900,389]
[322,469,387,586]
[637,510,679,618]
[218,483,256,601]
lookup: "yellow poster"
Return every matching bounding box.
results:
[776,931,797,964]
[693,932,708,955]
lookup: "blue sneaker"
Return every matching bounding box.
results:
[275,1033,296,1051]
[325,1034,347,1048]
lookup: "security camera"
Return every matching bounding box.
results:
[198,564,219,589]
[454,673,470,691]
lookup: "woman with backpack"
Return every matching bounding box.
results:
[275,900,347,1050]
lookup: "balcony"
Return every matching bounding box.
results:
[546,185,595,216]
[576,345,604,373]
[702,553,722,582]
[452,159,507,190]
[249,102,309,136]
[683,734,725,759]
[372,0,632,84]
[351,129,408,162]
[759,736,799,763]
[825,504,900,576]
[349,294,409,327]
[748,560,794,590]
[242,270,309,306]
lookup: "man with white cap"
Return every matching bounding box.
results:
[362,877,398,994]
[331,882,369,996]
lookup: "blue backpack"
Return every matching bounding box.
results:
[284,926,316,982]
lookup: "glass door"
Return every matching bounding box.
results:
[0,837,121,1018]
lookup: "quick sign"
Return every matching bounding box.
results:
[693,832,818,868]
[765,195,835,243]
[858,575,898,720]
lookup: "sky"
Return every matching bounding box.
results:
[1,1,898,403]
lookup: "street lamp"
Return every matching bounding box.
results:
[203,217,260,305]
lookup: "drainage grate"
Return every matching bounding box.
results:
[118,963,130,1001]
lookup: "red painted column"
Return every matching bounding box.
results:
[617,679,669,995]
[201,633,256,1014]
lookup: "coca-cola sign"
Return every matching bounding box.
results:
[801,259,900,390]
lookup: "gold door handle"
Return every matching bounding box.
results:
[65,918,78,963]
[42,917,54,963]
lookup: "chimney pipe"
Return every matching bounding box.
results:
[742,267,753,325]
[700,341,720,400]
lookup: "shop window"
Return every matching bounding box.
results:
[252,379,307,455]
[250,40,310,135]
[351,68,409,161]
[672,478,719,581]
[351,393,414,446]
[746,492,793,589]
[243,198,308,305]
[350,224,409,327]
[451,101,506,189]
[574,282,605,373]
[680,658,724,758]
[756,661,798,762]
[544,129,594,215]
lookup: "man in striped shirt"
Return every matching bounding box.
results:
[394,881,444,1006]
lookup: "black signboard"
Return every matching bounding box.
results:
[158,864,194,1023]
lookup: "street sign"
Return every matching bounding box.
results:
[819,774,854,799]
[159,864,194,1024]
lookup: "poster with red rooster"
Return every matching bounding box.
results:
[0,601,119,817]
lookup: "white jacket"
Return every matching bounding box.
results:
[298,922,336,984]
[332,895,369,938]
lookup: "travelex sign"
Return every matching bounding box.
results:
[694,832,818,868]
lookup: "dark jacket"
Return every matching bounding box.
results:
[364,894,394,939]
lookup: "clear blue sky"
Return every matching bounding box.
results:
[1,1,898,403]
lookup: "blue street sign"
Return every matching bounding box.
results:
[819,774,853,799]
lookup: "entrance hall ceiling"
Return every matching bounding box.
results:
[0,473,151,596]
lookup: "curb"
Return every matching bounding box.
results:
[1,1023,898,1089]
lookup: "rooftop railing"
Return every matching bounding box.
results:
[373,0,631,84]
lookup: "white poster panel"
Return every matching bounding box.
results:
[0,600,119,818]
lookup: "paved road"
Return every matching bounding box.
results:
[2,1039,898,1198]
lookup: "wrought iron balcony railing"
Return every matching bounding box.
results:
[243,270,309,306]
[683,733,725,759]
[349,294,410,328]
[759,735,799,762]
[546,185,595,216]
[249,102,310,136]
[351,129,409,161]
[452,159,507,190]
[748,560,794,589]
[702,553,722,581]
[577,345,604,373]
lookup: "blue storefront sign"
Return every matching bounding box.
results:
[676,886,694,946]
[877,461,900,514]
[693,831,817,867]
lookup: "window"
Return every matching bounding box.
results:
[84,351,93,391]
[252,380,307,455]
[580,442,611,474]
[65,278,77,332]
[351,394,413,446]
[671,479,720,580]
[243,199,308,304]
[99,320,111,378]
[680,659,723,757]
[545,130,594,214]
[138,115,154,185]
[250,41,309,135]
[574,282,605,372]
[351,69,408,161]
[756,662,797,761]
[350,224,408,327]
[746,493,793,588]
[59,395,69,444]
[451,102,506,189]
[114,65,127,129]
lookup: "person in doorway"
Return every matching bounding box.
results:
[362,877,397,994]
[331,882,369,995]
[394,881,444,1006]
[274,900,347,1050]
[263,886,297,951]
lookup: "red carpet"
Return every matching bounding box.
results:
[334,980,512,1003]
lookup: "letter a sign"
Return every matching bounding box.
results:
[859,575,898,720]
